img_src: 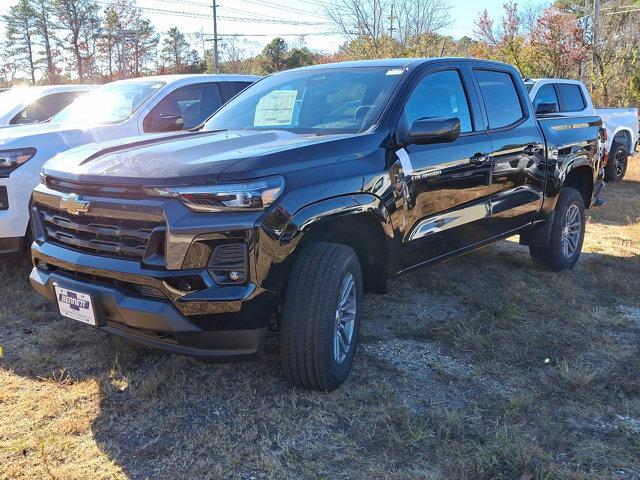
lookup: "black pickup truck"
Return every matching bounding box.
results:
[29,58,605,391]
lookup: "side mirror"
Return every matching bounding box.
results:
[535,102,558,115]
[147,113,185,133]
[404,117,461,145]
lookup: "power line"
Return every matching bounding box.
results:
[234,0,328,19]
[95,1,329,25]
[135,5,329,25]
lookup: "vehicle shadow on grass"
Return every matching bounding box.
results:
[1,244,640,479]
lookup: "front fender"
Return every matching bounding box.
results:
[280,193,394,247]
[257,193,394,293]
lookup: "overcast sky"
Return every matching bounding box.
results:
[0,0,548,55]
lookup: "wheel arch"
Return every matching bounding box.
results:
[278,194,395,294]
[611,127,633,152]
[563,164,594,209]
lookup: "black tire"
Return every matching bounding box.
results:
[280,242,363,391]
[529,187,586,272]
[604,141,628,183]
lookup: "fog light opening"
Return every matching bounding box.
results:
[164,275,207,294]
[207,243,248,285]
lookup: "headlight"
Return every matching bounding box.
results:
[148,176,285,212]
[0,148,37,171]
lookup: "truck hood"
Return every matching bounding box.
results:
[42,129,357,186]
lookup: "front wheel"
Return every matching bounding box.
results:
[280,242,363,391]
[529,187,586,271]
[604,141,628,183]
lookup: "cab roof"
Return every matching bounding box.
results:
[282,57,516,73]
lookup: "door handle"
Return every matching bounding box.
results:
[470,153,490,166]
[523,144,538,155]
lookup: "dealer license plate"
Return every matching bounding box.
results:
[54,286,96,326]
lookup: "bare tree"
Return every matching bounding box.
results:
[395,0,452,46]
[520,2,546,34]
[327,0,451,58]
[326,0,389,54]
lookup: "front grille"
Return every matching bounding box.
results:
[37,204,164,261]
[45,177,148,199]
[0,186,7,210]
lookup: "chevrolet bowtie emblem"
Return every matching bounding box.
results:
[60,193,91,215]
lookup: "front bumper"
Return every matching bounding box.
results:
[28,181,285,360]
[30,264,269,361]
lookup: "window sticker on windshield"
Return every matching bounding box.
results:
[254,90,298,126]
[386,68,405,76]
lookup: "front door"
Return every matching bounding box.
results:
[389,67,496,270]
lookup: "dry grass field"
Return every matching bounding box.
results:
[1,159,639,480]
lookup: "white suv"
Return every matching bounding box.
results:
[0,85,95,127]
[0,74,259,254]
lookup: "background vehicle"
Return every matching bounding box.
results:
[0,74,259,255]
[29,59,604,391]
[525,78,638,182]
[0,85,94,126]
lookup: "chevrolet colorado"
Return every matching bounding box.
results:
[29,59,605,391]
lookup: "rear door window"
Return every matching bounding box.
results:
[475,69,524,129]
[557,83,586,112]
[532,84,559,113]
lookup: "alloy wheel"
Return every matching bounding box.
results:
[334,273,357,364]
[561,204,581,258]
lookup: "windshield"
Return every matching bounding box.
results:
[204,67,405,135]
[51,81,165,124]
[524,82,534,93]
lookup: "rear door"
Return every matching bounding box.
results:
[471,66,546,234]
[390,63,496,268]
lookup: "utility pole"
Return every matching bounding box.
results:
[591,0,601,94]
[388,4,395,38]
[212,0,219,73]
[579,0,589,82]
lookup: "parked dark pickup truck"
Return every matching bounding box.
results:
[29,58,605,391]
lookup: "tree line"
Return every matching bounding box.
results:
[2,0,639,107]
[322,0,639,106]
[1,0,207,84]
